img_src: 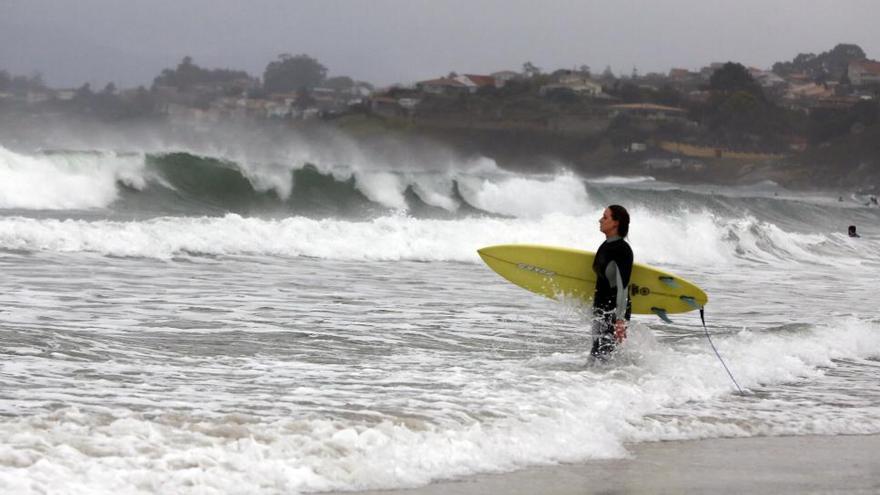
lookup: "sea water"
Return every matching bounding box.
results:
[1,133,879,494]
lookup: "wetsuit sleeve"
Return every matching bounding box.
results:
[605,261,629,321]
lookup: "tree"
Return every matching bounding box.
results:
[263,53,327,94]
[772,43,866,79]
[656,84,683,107]
[709,62,763,99]
[323,76,354,91]
[522,61,541,78]
[7,72,45,94]
[75,83,93,99]
[152,56,252,91]
[615,82,643,103]
[714,90,763,130]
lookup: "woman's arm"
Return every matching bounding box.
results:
[605,260,629,321]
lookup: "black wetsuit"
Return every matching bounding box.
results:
[591,236,633,357]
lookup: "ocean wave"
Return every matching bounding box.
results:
[1,211,875,266]
[0,146,593,218]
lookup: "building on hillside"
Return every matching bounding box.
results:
[540,73,603,97]
[456,74,497,91]
[785,72,813,85]
[490,70,521,86]
[668,68,698,82]
[25,91,51,104]
[784,82,835,102]
[848,59,880,86]
[397,98,421,111]
[264,101,291,119]
[750,69,787,89]
[269,92,300,107]
[699,63,726,81]
[416,77,469,95]
[369,96,408,117]
[53,89,77,101]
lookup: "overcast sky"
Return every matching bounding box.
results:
[2,0,879,89]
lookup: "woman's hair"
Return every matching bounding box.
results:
[608,204,630,238]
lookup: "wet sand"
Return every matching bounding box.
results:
[341,434,880,495]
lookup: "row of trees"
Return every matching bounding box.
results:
[0,70,46,94]
[151,54,369,96]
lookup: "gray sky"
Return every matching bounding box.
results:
[2,0,879,89]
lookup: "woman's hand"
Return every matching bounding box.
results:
[613,319,627,343]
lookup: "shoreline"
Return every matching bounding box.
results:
[333,434,880,495]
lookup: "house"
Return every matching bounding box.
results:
[397,98,421,110]
[269,92,300,107]
[750,69,787,89]
[370,96,406,117]
[25,91,51,104]
[456,74,497,91]
[490,70,521,86]
[699,63,726,81]
[668,68,697,81]
[785,72,813,85]
[264,101,291,119]
[416,77,469,95]
[785,83,835,101]
[54,89,77,101]
[540,74,603,97]
[848,59,880,86]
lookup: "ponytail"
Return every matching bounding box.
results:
[608,204,630,238]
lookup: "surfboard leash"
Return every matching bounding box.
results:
[700,308,745,395]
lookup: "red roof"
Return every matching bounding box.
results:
[852,59,880,74]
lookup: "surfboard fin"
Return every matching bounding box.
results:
[680,296,701,310]
[651,307,673,323]
[659,276,680,289]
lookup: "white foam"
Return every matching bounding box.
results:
[0,147,146,210]
[2,210,874,268]
[2,317,878,494]
[457,172,591,218]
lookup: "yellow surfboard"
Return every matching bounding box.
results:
[477,244,707,317]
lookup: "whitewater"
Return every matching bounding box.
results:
[1,140,879,494]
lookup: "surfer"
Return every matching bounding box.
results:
[591,205,633,359]
[848,225,860,238]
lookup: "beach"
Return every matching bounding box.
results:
[2,144,879,494]
[346,434,880,495]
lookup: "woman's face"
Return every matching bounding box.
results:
[599,208,619,237]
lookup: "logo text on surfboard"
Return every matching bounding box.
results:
[516,263,556,277]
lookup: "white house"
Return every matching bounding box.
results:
[416,77,469,95]
[848,59,880,86]
[490,70,520,86]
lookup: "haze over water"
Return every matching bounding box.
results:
[1,127,880,493]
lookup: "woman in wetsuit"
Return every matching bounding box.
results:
[591,205,633,358]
